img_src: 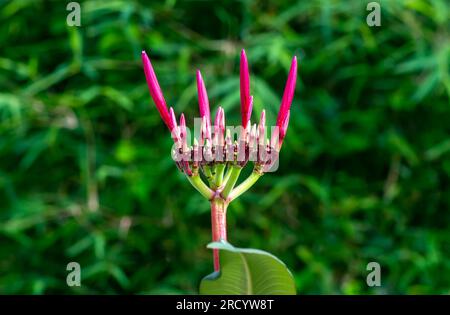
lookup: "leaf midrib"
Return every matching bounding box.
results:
[238,252,253,295]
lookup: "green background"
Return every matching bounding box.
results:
[0,0,449,294]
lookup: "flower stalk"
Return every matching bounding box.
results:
[210,198,227,271]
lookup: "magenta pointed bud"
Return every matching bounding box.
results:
[246,96,253,128]
[169,107,180,143]
[213,107,225,146]
[258,110,266,147]
[196,70,211,140]
[169,107,177,129]
[279,110,290,147]
[141,51,173,130]
[248,124,258,161]
[240,49,252,129]
[200,116,208,145]
[276,56,297,128]
[203,138,212,162]
[179,113,186,140]
[244,123,251,143]
[270,127,280,152]
[214,106,221,133]
[179,113,187,150]
[218,107,225,134]
[250,124,257,147]
[225,129,232,146]
[219,108,225,146]
[225,129,233,161]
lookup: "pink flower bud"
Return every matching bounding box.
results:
[276,56,297,130]
[179,113,187,150]
[200,116,209,145]
[240,49,252,129]
[196,70,211,140]
[169,107,180,143]
[279,110,290,146]
[141,51,173,130]
[214,107,225,147]
[179,113,186,140]
[258,110,266,147]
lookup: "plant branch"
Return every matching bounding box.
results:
[220,165,242,198]
[186,174,214,199]
[214,164,226,187]
[222,164,232,186]
[228,171,263,202]
[202,165,214,184]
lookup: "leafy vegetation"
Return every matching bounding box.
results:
[0,0,449,294]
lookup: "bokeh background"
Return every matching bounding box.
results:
[0,0,449,294]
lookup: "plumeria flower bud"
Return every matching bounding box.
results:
[233,140,239,163]
[203,138,213,163]
[200,116,209,145]
[214,107,225,146]
[196,70,211,141]
[244,123,251,143]
[179,113,187,146]
[256,111,268,165]
[270,127,280,152]
[237,122,251,167]
[169,107,181,145]
[249,124,258,162]
[213,109,219,136]
[141,51,173,131]
[279,110,291,149]
[246,96,253,129]
[240,49,252,130]
[218,107,225,136]
[275,56,297,136]
[225,129,233,162]
[258,110,266,147]
[249,124,257,148]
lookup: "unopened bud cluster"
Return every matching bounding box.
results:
[142,48,297,190]
[171,115,282,176]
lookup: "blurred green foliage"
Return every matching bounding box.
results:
[0,0,449,294]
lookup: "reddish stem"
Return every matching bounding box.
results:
[210,199,227,272]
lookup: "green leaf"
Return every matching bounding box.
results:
[199,241,296,295]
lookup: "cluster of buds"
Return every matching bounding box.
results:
[142,49,297,272]
[142,49,297,201]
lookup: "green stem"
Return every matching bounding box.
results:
[222,164,232,186]
[220,165,242,199]
[203,165,214,184]
[214,164,226,187]
[228,171,263,202]
[186,175,214,199]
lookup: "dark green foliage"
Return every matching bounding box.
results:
[0,0,449,294]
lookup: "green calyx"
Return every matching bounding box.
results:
[186,162,263,204]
